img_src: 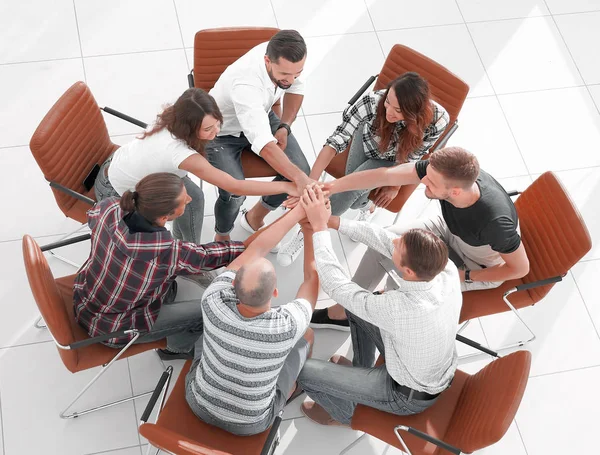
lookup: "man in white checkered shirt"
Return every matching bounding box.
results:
[296,185,462,427]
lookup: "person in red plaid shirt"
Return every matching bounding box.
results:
[74,172,246,359]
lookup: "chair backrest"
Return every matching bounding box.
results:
[29,81,118,219]
[443,350,531,452]
[22,235,78,366]
[515,172,591,303]
[193,27,280,92]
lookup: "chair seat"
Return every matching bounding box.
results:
[241,149,278,179]
[459,278,534,323]
[140,361,273,455]
[351,369,468,455]
[62,187,97,225]
[54,275,166,373]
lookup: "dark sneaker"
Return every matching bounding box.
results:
[157,348,194,360]
[309,308,350,332]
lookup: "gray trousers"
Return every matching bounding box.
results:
[297,311,436,425]
[352,216,505,293]
[205,111,310,235]
[135,277,205,353]
[94,156,205,244]
[330,124,396,216]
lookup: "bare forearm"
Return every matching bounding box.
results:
[328,163,419,195]
[245,207,305,256]
[260,142,306,182]
[327,216,341,230]
[309,146,336,180]
[280,93,303,126]
[230,178,294,196]
[468,263,528,283]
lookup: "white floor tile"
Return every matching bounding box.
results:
[0,391,4,455]
[468,17,583,94]
[75,0,182,56]
[305,113,343,157]
[84,50,189,136]
[446,96,528,178]
[555,11,600,85]
[0,342,139,455]
[0,59,85,148]
[479,273,600,377]
[589,84,600,112]
[0,0,80,64]
[0,147,84,242]
[474,421,528,455]
[544,0,600,14]
[274,417,364,455]
[272,0,374,37]
[516,366,600,455]
[553,167,600,261]
[377,25,495,98]
[86,447,142,455]
[302,33,385,115]
[456,0,549,22]
[572,260,600,336]
[174,0,278,48]
[365,0,463,30]
[499,87,600,173]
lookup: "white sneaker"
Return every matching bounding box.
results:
[277,230,304,267]
[355,202,377,223]
[239,209,281,253]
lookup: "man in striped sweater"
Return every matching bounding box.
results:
[185,202,319,436]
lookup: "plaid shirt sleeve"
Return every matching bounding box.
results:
[325,92,379,154]
[86,197,118,230]
[175,240,245,274]
[409,102,449,160]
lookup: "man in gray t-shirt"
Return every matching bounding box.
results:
[185,203,319,436]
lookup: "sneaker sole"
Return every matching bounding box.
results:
[309,322,350,332]
[239,211,280,253]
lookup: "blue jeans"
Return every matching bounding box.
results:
[297,311,436,425]
[135,277,204,353]
[206,111,310,235]
[329,125,396,216]
[94,156,205,244]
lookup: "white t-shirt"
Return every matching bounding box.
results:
[108,128,197,195]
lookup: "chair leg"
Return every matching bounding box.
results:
[339,433,367,455]
[46,223,90,268]
[59,334,163,419]
[457,320,470,335]
[34,315,47,329]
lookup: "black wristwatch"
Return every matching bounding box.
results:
[465,269,473,283]
[277,123,291,136]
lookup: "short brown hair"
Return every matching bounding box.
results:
[429,146,479,189]
[400,229,448,281]
[120,173,184,223]
[266,30,307,63]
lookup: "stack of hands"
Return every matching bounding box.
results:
[289,183,333,234]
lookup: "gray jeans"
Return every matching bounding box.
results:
[352,217,505,293]
[206,111,310,235]
[297,311,436,425]
[185,335,311,436]
[330,124,396,216]
[136,277,205,353]
[94,156,205,244]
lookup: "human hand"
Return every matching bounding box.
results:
[274,128,288,151]
[300,185,331,232]
[372,186,400,209]
[294,173,317,196]
[458,269,465,282]
[282,195,301,209]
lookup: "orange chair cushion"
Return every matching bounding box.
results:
[140,361,273,455]
[54,275,165,373]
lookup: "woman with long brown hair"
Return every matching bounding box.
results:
[277,72,448,266]
[94,88,298,244]
[75,172,246,359]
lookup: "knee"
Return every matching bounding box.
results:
[218,192,246,206]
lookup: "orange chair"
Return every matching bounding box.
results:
[189,27,282,179]
[341,351,531,455]
[457,172,592,354]
[22,234,166,419]
[139,360,283,455]
[325,44,469,221]
[29,81,118,267]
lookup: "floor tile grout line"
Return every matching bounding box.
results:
[84,443,143,455]
[570,269,600,342]
[171,0,189,69]
[126,357,144,447]
[362,0,387,60]
[268,0,281,28]
[543,0,600,116]
[71,0,87,82]
[0,55,83,67]
[452,0,533,179]
[514,418,530,455]
[0,388,5,455]
[529,363,600,380]
[0,339,54,351]
[82,47,187,60]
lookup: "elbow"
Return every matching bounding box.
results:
[517,260,530,279]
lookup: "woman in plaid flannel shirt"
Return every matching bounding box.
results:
[278,72,449,267]
[75,173,247,359]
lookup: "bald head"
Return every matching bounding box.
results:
[234,258,277,308]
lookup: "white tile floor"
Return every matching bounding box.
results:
[1,0,599,454]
